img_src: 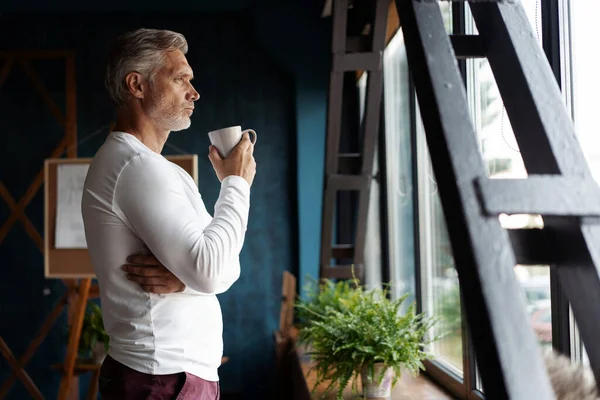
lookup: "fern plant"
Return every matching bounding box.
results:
[295,275,440,400]
[78,302,109,360]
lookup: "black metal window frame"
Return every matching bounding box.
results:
[378,1,571,398]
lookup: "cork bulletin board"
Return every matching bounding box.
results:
[44,155,198,278]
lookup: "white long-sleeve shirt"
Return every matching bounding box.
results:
[81,131,250,381]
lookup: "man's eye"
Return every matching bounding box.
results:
[176,77,184,82]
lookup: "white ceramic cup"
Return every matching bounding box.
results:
[208,126,257,158]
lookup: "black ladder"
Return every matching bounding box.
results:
[319,0,389,281]
[396,0,600,398]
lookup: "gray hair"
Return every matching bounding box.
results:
[105,28,188,107]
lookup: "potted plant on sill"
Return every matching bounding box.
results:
[78,301,109,365]
[295,274,441,400]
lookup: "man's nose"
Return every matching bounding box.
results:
[189,87,200,102]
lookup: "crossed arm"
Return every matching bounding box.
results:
[122,254,186,294]
[114,154,250,295]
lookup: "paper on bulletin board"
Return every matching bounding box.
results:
[55,163,90,249]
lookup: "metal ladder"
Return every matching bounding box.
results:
[319,0,389,281]
[396,0,600,398]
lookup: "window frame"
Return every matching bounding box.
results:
[380,0,572,398]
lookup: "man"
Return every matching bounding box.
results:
[81,28,256,399]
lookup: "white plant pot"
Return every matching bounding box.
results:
[361,364,394,399]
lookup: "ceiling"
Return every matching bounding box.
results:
[0,0,307,12]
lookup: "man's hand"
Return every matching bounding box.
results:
[122,253,185,294]
[208,132,257,186]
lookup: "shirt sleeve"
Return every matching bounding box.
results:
[113,153,250,294]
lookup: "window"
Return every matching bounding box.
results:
[468,0,549,392]
[381,0,600,396]
[569,0,600,184]
[382,0,560,398]
[383,30,416,311]
[378,2,469,395]
[465,0,551,352]
[415,0,464,376]
[359,72,385,290]
[566,0,600,366]
[415,104,463,373]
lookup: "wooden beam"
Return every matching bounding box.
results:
[0,50,80,400]
[17,59,66,129]
[0,136,67,248]
[0,51,72,250]
[0,181,19,247]
[337,153,361,174]
[333,52,381,72]
[327,174,371,190]
[0,58,14,89]
[372,0,391,49]
[357,0,399,80]
[0,181,43,252]
[0,294,67,398]
[477,177,600,217]
[321,264,363,280]
[0,338,44,400]
[0,181,16,211]
[0,180,43,251]
[325,71,344,174]
[332,0,349,53]
[20,216,44,253]
[397,1,558,396]
[58,279,92,400]
[450,34,486,59]
[331,244,354,259]
[319,188,336,267]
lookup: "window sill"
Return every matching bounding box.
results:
[293,346,457,399]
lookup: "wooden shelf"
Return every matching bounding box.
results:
[51,362,101,377]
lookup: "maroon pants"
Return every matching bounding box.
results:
[99,355,220,400]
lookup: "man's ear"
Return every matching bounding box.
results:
[124,72,145,100]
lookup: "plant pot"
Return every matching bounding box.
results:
[361,364,394,399]
[92,342,107,365]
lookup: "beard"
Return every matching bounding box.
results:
[147,88,192,132]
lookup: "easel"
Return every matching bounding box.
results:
[43,157,100,399]
[0,50,90,399]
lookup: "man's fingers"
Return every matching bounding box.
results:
[234,133,252,153]
[127,274,166,286]
[126,254,161,266]
[140,284,171,294]
[122,264,168,277]
[208,145,221,163]
[139,283,184,294]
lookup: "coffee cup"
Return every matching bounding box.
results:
[208,126,257,158]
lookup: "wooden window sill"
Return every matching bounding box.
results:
[293,346,456,399]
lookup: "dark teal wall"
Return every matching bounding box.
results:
[251,3,330,298]
[0,5,329,399]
